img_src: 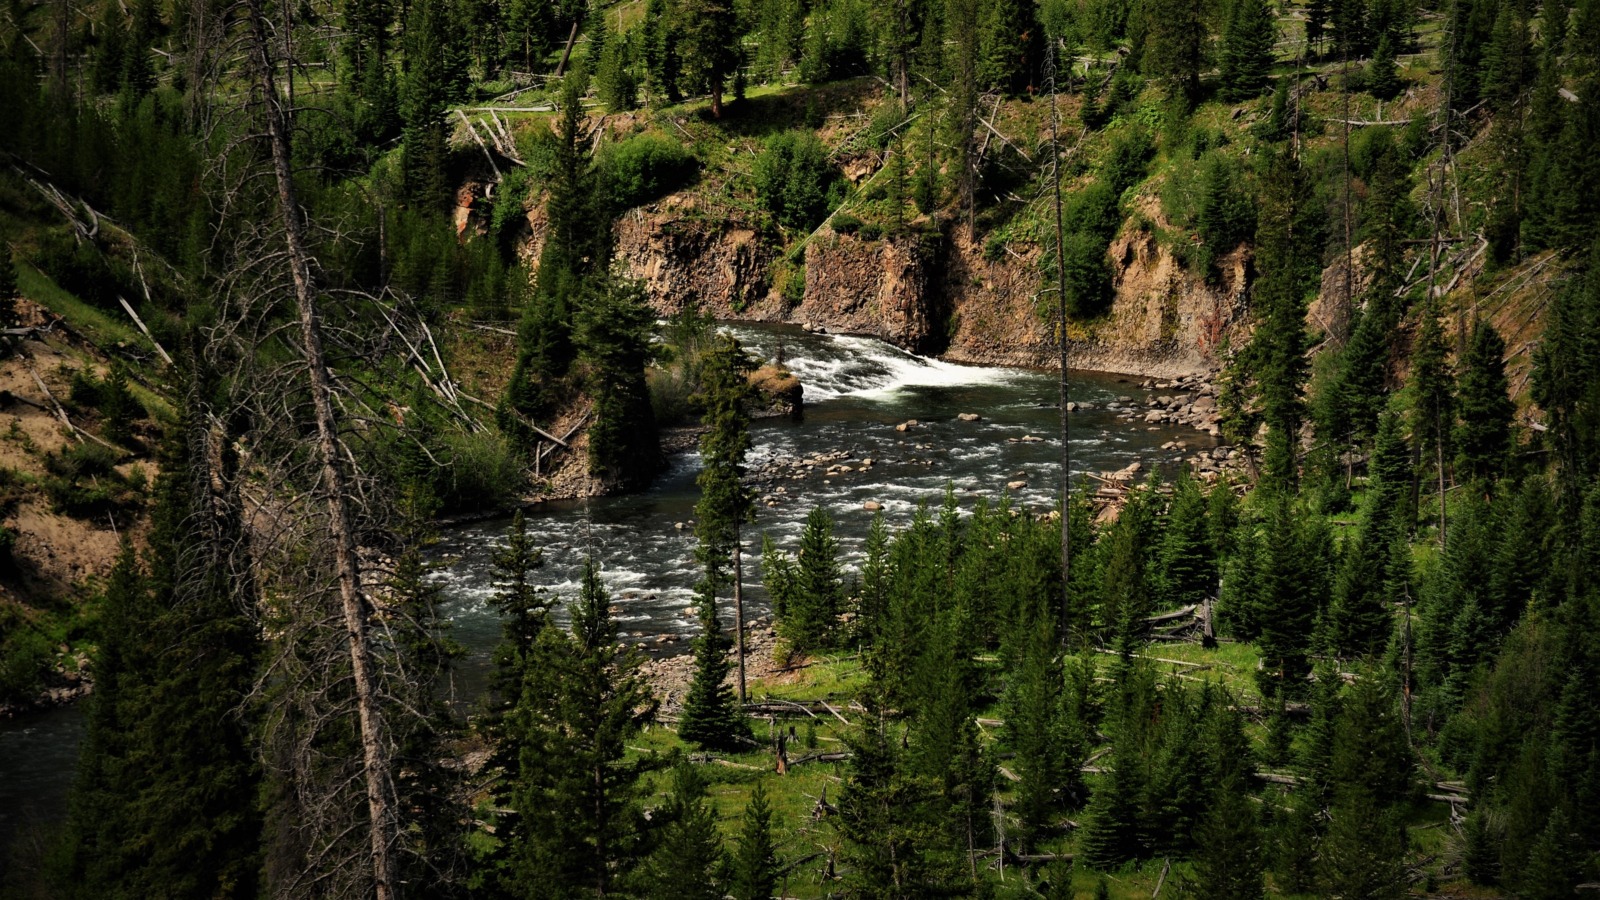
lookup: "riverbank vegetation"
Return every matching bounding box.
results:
[0,0,1598,890]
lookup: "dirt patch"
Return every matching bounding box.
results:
[641,618,783,717]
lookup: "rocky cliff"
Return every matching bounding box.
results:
[607,198,1255,380]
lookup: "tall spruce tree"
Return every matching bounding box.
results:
[677,0,739,116]
[781,506,844,653]
[576,274,663,489]
[61,400,262,899]
[638,762,726,898]
[678,588,750,749]
[502,76,610,427]
[1455,318,1515,483]
[507,558,659,895]
[1218,0,1277,101]
[1411,301,1456,530]
[1251,148,1322,490]
[727,783,780,900]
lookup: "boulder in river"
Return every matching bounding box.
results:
[864,500,884,511]
[1007,480,1027,490]
[957,412,981,422]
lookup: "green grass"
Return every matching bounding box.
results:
[16,262,142,348]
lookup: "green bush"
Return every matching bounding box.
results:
[437,432,525,513]
[831,212,862,234]
[0,621,52,705]
[1102,128,1155,197]
[1062,230,1114,318]
[753,131,841,230]
[1064,180,1121,241]
[43,442,142,520]
[69,366,145,447]
[603,134,698,210]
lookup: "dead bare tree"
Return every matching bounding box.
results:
[176,0,466,895]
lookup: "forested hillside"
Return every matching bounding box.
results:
[1,0,1599,892]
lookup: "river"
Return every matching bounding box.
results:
[0,323,1211,860]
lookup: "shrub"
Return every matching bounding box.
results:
[437,432,524,513]
[831,212,862,234]
[1064,180,1122,241]
[70,366,145,447]
[603,134,698,210]
[43,442,143,519]
[753,131,841,230]
[1062,230,1114,318]
[1102,128,1155,197]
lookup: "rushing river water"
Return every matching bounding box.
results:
[0,323,1211,860]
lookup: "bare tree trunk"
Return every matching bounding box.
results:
[1048,43,1072,645]
[734,529,747,704]
[244,4,399,896]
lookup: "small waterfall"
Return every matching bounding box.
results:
[723,326,1025,402]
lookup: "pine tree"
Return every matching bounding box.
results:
[1182,770,1264,899]
[1370,30,1401,98]
[1218,0,1277,101]
[1519,807,1583,899]
[489,510,550,709]
[1005,612,1080,849]
[598,29,639,111]
[693,334,756,596]
[1079,742,1148,869]
[1316,793,1408,899]
[502,76,610,427]
[834,698,948,896]
[638,762,726,898]
[400,0,469,207]
[1532,245,1600,501]
[576,274,663,489]
[1102,488,1154,661]
[1140,0,1210,103]
[1301,0,1329,57]
[677,0,739,116]
[1157,470,1215,609]
[977,0,1042,92]
[1325,411,1409,657]
[728,783,779,900]
[1254,498,1330,698]
[507,558,659,895]
[678,587,750,750]
[1251,148,1322,490]
[857,511,892,653]
[1455,318,1515,483]
[62,404,262,899]
[782,506,844,653]
[643,0,683,102]
[1331,0,1370,59]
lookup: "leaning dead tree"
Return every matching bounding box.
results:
[186,0,463,894]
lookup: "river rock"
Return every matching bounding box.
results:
[1144,410,1166,423]
[1007,480,1027,490]
[864,500,884,511]
[1019,434,1044,443]
[957,412,981,422]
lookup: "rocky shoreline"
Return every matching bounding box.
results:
[1,653,92,719]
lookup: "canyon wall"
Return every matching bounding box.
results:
[608,201,1256,380]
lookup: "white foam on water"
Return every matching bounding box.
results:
[760,332,1028,401]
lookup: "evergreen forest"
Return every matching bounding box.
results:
[0,0,1598,893]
